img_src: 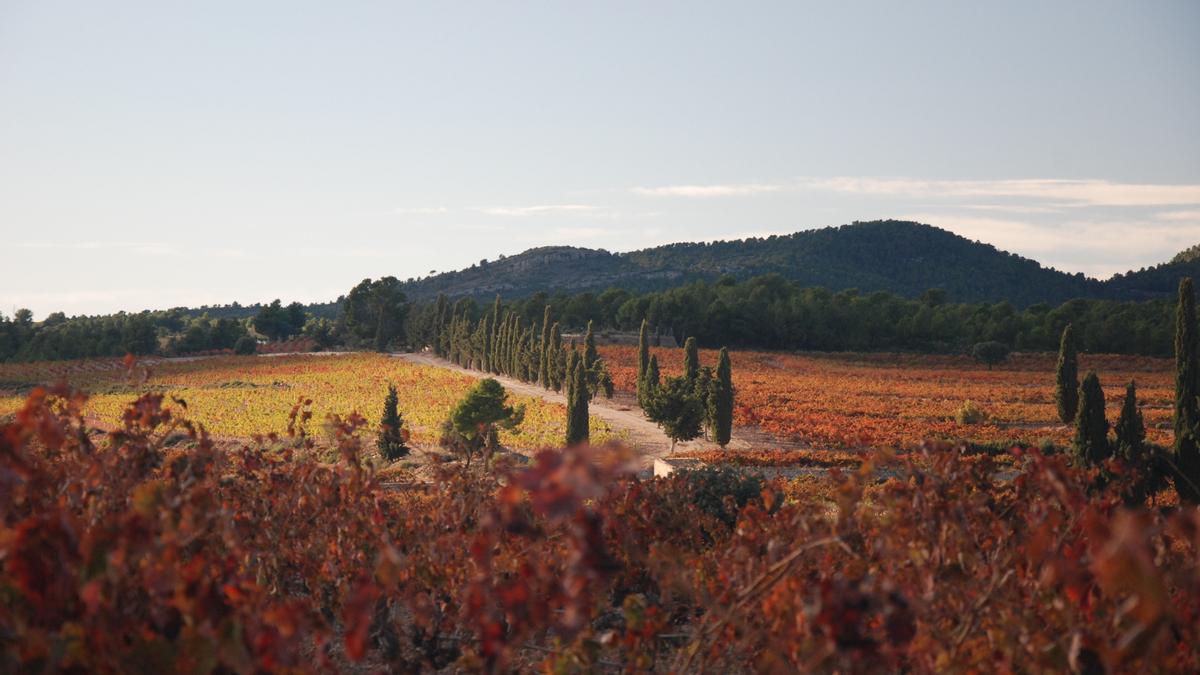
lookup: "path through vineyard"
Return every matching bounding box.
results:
[396,351,732,464]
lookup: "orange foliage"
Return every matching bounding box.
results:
[600,345,1174,451]
[2,389,1198,671]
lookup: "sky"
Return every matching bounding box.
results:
[2,1,1198,318]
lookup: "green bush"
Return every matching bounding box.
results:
[680,466,767,529]
[233,336,257,355]
[970,341,1010,369]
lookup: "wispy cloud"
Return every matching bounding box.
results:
[634,177,1200,207]
[633,183,783,197]
[801,177,1200,207]
[472,204,599,216]
[391,206,450,215]
[547,226,615,239]
[15,241,180,255]
[901,212,1199,277]
[1157,209,1200,222]
[954,203,1068,215]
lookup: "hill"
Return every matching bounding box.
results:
[397,220,1196,306]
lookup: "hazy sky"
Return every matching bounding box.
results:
[3,1,1198,318]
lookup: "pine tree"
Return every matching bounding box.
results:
[377,384,409,461]
[1073,371,1110,467]
[683,336,699,381]
[565,351,589,446]
[645,375,705,454]
[710,346,734,447]
[1174,277,1200,502]
[537,305,552,389]
[1055,324,1079,424]
[637,319,650,407]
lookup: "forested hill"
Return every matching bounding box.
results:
[398,220,1197,307]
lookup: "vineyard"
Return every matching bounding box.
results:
[0,353,619,453]
[2,386,1197,671]
[1,330,1196,671]
[599,345,1176,451]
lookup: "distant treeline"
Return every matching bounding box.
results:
[2,272,1189,362]
[406,274,1183,357]
[0,300,336,363]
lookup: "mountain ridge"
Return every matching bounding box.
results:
[397,220,1196,307]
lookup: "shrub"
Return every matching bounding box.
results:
[955,400,988,425]
[679,465,768,529]
[233,336,257,355]
[970,341,1010,369]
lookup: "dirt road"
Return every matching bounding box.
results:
[395,351,731,464]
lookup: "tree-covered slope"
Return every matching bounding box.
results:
[398,220,1136,306]
[619,220,1102,306]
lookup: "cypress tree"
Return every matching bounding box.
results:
[574,353,589,443]
[433,294,449,356]
[710,347,734,447]
[549,322,565,391]
[537,305,552,388]
[565,351,580,444]
[509,315,521,377]
[565,351,589,446]
[377,384,409,461]
[584,320,598,369]
[511,315,520,372]
[480,316,491,372]
[683,336,699,381]
[489,295,502,373]
[637,319,650,407]
[1115,380,1145,456]
[1055,324,1079,424]
[1174,277,1200,502]
[1115,380,1168,504]
[1073,371,1110,467]
[498,314,508,375]
[524,329,537,382]
[645,354,660,397]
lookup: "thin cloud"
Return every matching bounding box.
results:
[802,177,1200,207]
[901,211,1198,277]
[954,203,1068,215]
[634,177,1200,207]
[14,241,180,255]
[633,183,783,197]
[1157,209,1200,222]
[392,206,450,215]
[547,226,615,239]
[472,204,599,216]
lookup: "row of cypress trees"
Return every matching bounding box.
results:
[1055,277,1200,503]
[429,294,613,446]
[636,320,735,450]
